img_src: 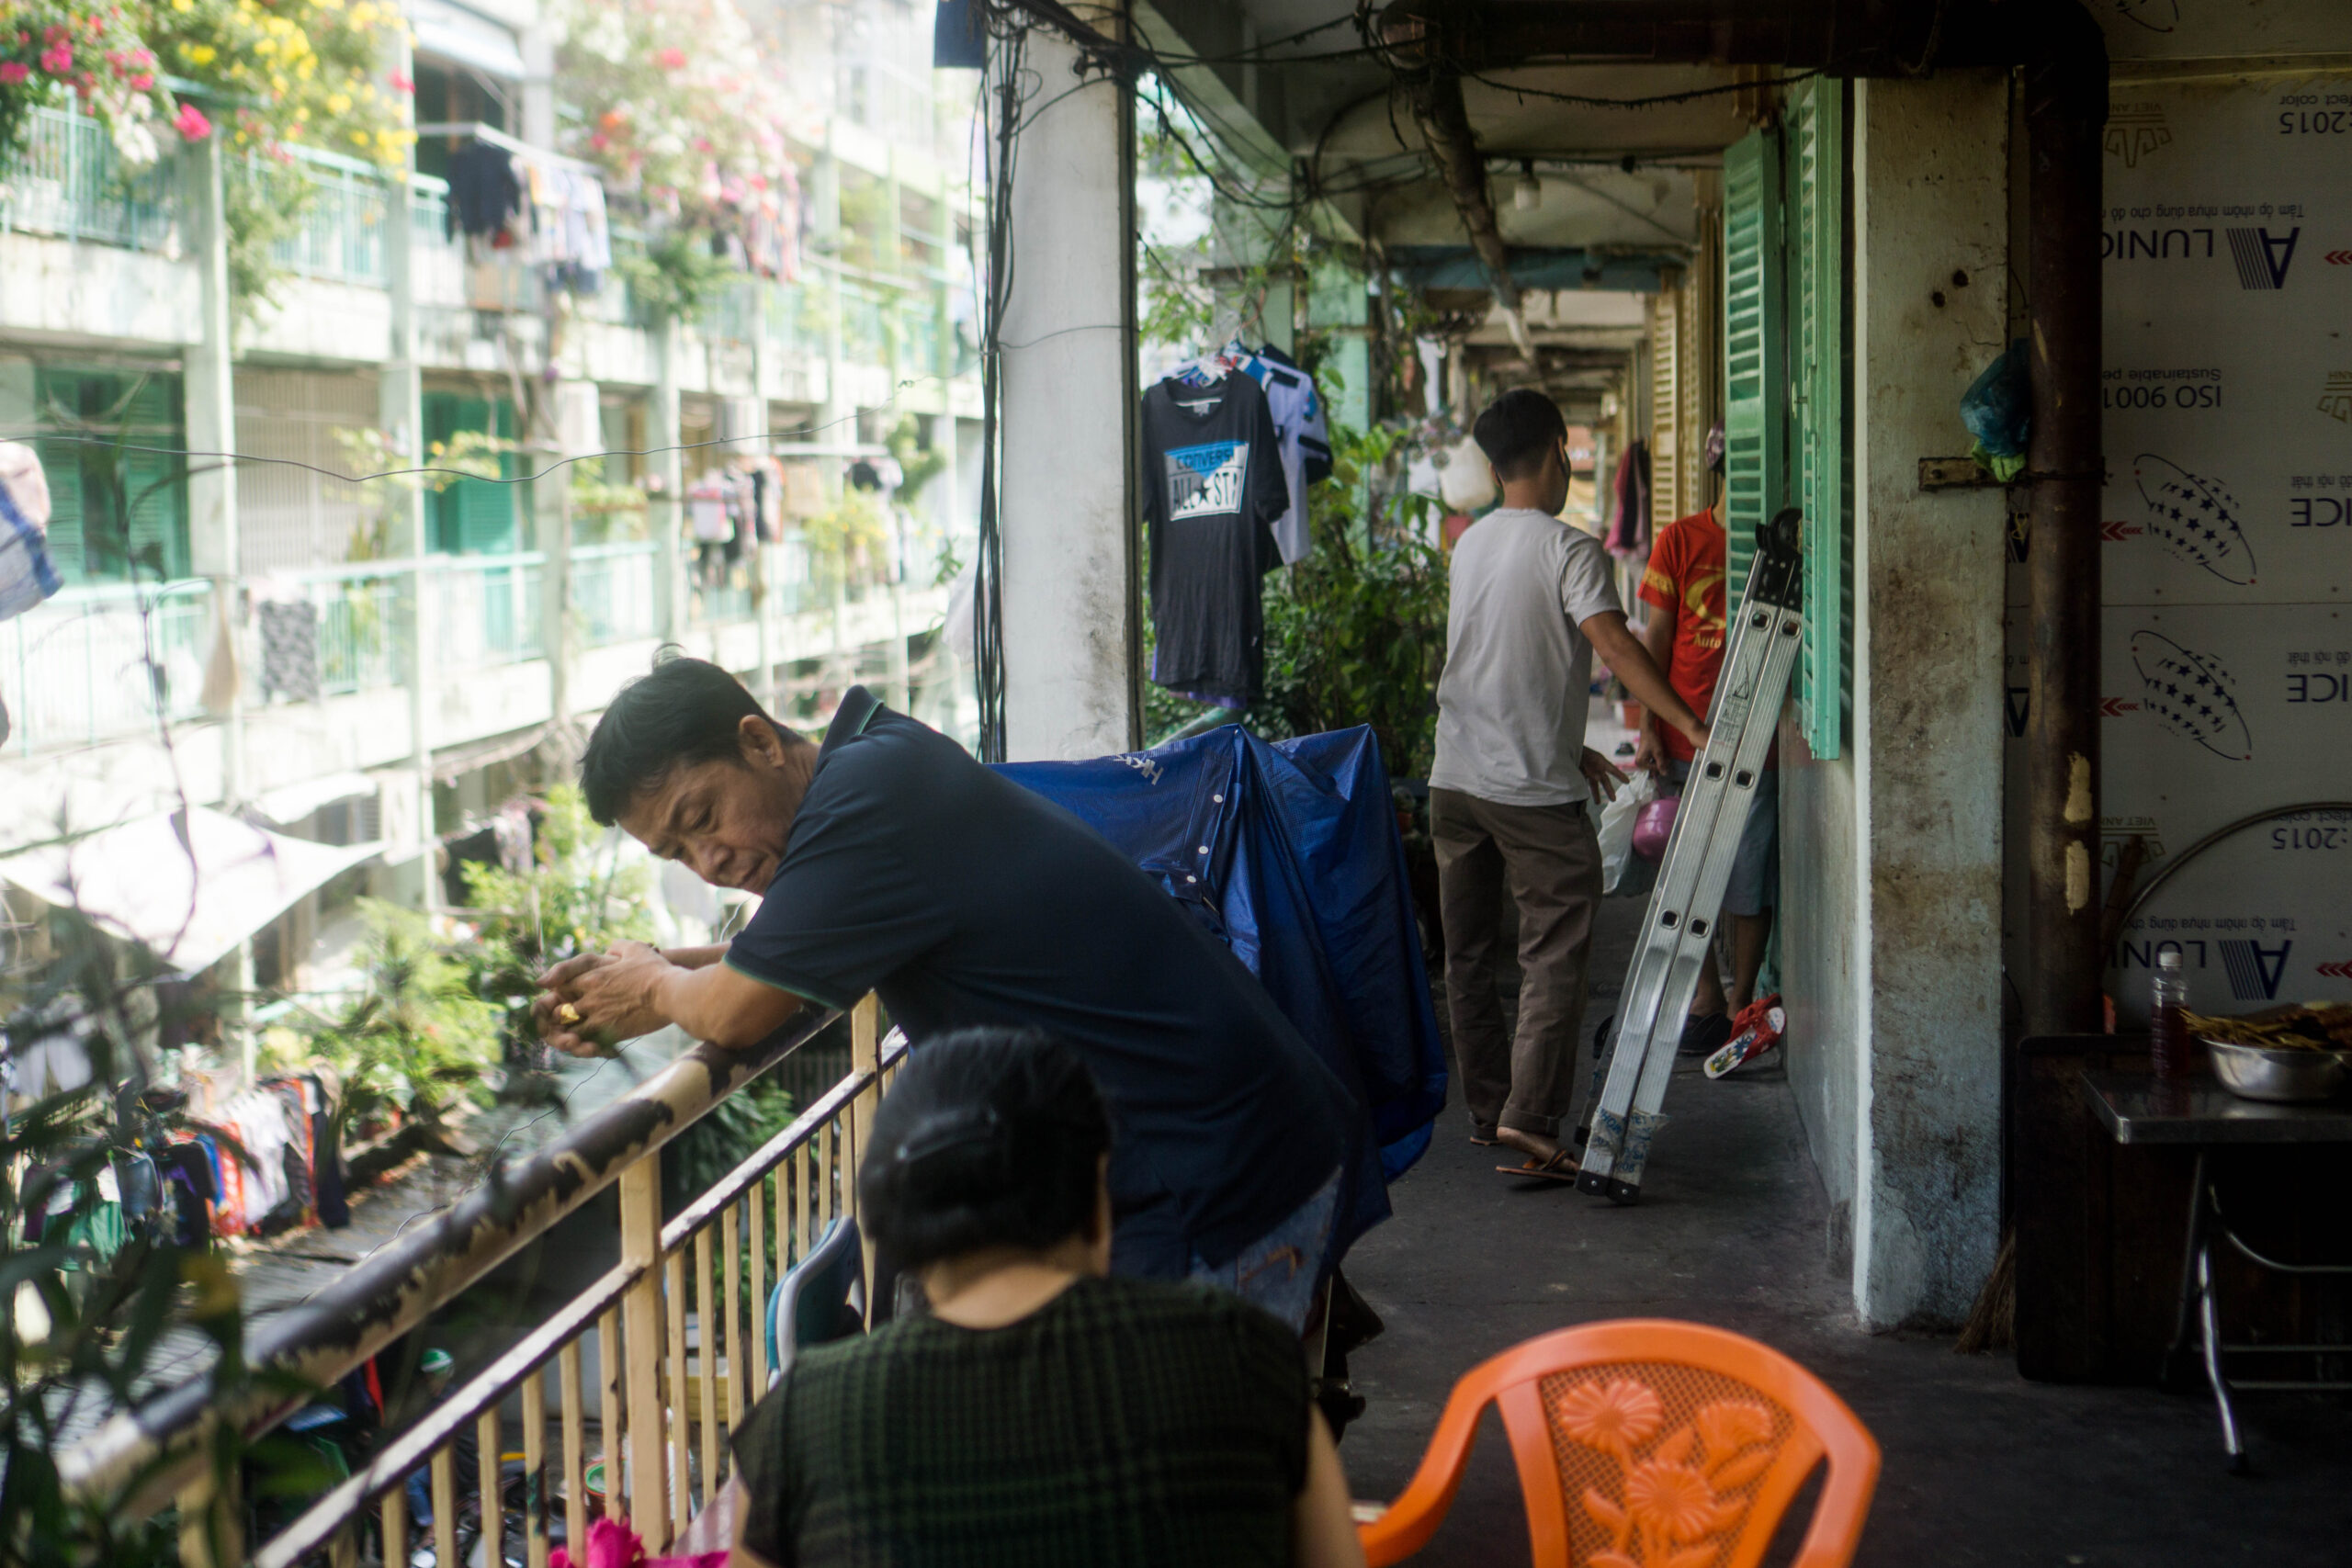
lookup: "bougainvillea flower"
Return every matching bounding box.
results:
[174,101,213,140]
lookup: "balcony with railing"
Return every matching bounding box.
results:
[0,580,213,757]
[254,144,395,287]
[59,999,900,1568]
[572,540,662,649]
[0,104,177,251]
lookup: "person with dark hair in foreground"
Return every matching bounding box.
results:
[727,1029,1365,1568]
[1433,389,1708,1181]
[537,656,1360,1330]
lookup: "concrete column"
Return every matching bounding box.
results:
[812,143,847,456]
[182,134,255,1071]
[1841,73,2010,1328]
[997,30,1136,760]
[652,321,684,640]
[383,23,435,907]
[537,392,577,731]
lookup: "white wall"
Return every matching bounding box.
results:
[1782,73,2011,1328]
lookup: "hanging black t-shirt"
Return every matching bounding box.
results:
[1141,374,1289,705]
[724,688,1358,1277]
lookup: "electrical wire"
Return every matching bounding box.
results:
[1457,64,1827,111]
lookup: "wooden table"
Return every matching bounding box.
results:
[2079,1072,2352,1469]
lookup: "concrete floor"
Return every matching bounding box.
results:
[1339,889,2352,1566]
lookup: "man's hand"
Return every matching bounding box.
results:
[1578,747,1627,804]
[536,941,676,1057]
[1632,721,1671,777]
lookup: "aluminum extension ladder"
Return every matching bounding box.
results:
[1577,506,1805,1204]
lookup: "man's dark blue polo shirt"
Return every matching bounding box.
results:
[725,687,1356,1276]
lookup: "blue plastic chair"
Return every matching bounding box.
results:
[764,1215,865,1389]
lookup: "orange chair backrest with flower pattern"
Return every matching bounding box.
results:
[1357,1319,1880,1568]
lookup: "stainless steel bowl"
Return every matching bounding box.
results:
[2203,1039,2352,1103]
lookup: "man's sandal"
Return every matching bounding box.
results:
[1497,1149,1580,1182]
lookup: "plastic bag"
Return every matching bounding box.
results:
[1598,769,1659,894]
[1438,434,1498,511]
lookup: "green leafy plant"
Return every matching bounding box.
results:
[801,485,888,596]
[885,414,944,508]
[300,901,503,1143]
[0,915,308,1564]
[330,424,508,559]
[457,784,655,1057]
[614,228,735,325]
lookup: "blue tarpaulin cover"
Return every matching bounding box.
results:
[996,724,1449,1255]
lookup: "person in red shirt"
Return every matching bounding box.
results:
[1632,428,1778,1057]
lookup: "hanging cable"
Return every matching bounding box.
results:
[970,13,1030,763]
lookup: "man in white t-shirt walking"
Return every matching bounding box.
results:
[1431,389,1709,1180]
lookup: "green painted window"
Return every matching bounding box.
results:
[1720,129,1783,604]
[32,367,187,584]
[1721,86,1854,761]
[1785,76,1853,761]
[422,389,520,554]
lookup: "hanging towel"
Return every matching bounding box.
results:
[0,440,60,624]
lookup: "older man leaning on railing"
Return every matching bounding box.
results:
[59,997,897,1568]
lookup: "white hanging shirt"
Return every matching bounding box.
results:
[1241,352,1329,565]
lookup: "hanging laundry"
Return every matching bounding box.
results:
[1141,370,1289,706]
[1244,343,1331,565]
[256,599,322,704]
[159,1138,218,1249]
[529,163,614,292]
[1606,437,1652,558]
[446,140,525,242]
[0,439,61,624]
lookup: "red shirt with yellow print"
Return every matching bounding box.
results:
[1636,508,1731,763]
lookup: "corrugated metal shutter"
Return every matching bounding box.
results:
[235,369,379,573]
[1786,77,1852,759]
[1721,128,1783,602]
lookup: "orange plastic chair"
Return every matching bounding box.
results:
[1357,1319,1880,1568]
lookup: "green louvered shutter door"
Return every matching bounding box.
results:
[1787,77,1851,759]
[1721,129,1784,602]
[120,373,188,580]
[424,392,517,554]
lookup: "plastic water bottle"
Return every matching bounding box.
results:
[2149,950,2191,1079]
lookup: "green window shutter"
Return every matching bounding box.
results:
[423,391,516,554]
[31,368,187,583]
[1786,77,1851,760]
[1721,129,1784,603]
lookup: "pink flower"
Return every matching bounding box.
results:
[654,46,685,68]
[39,43,72,74]
[389,69,413,93]
[0,62,27,85]
[173,102,211,141]
[588,130,609,151]
[130,72,153,89]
